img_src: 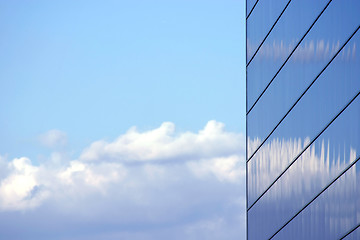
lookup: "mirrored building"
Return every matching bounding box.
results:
[246,0,360,239]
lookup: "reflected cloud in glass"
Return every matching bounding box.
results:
[247,94,360,239]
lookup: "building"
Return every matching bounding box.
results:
[246,0,360,239]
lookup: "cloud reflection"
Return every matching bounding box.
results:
[247,39,356,62]
[247,137,359,239]
[248,137,357,205]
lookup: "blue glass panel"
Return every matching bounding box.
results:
[247,0,331,109]
[247,0,360,155]
[272,160,360,240]
[246,0,288,64]
[344,226,360,240]
[246,0,258,17]
[247,94,360,239]
[247,30,360,207]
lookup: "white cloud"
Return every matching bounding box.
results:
[80,120,243,162]
[0,121,246,239]
[0,157,48,211]
[39,129,67,149]
[57,160,126,188]
[187,155,245,183]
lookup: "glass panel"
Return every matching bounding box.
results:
[344,226,360,240]
[247,29,360,207]
[247,94,360,239]
[248,96,360,239]
[247,0,360,154]
[246,0,288,64]
[246,0,258,16]
[272,161,360,240]
[247,0,331,109]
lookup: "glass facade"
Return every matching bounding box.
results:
[246,0,360,239]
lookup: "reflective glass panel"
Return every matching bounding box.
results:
[247,0,360,155]
[247,30,360,207]
[247,0,331,109]
[246,0,258,17]
[248,94,360,239]
[344,226,360,240]
[246,0,288,64]
[272,160,360,240]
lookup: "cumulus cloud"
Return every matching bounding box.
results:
[80,120,243,162]
[187,155,245,183]
[0,157,48,211]
[38,129,67,149]
[0,121,246,240]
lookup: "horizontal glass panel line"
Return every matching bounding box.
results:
[246,0,292,67]
[246,0,259,20]
[340,224,360,240]
[247,90,360,211]
[246,25,360,163]
[246,0,332,115]
[268,155,360,239]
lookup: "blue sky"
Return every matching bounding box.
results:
[0,1,246,239]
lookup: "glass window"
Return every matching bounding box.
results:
[246,0,258,17]
[247,0,360,146]
[343,226,360,240]
[247,0,331,109]
[246,0,289,64]
[247,94,360,239]
[247,29,360,206]
[272,160,360,240]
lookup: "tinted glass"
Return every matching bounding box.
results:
[246,0,288,64]
[344,226,360,240]
[246,0,258,17]
[246,0,360,238]
[247,30,360,206]
[246,0,331,110]
[272,160,360,240]
[248,94,360,239]
[247,0,360,156]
